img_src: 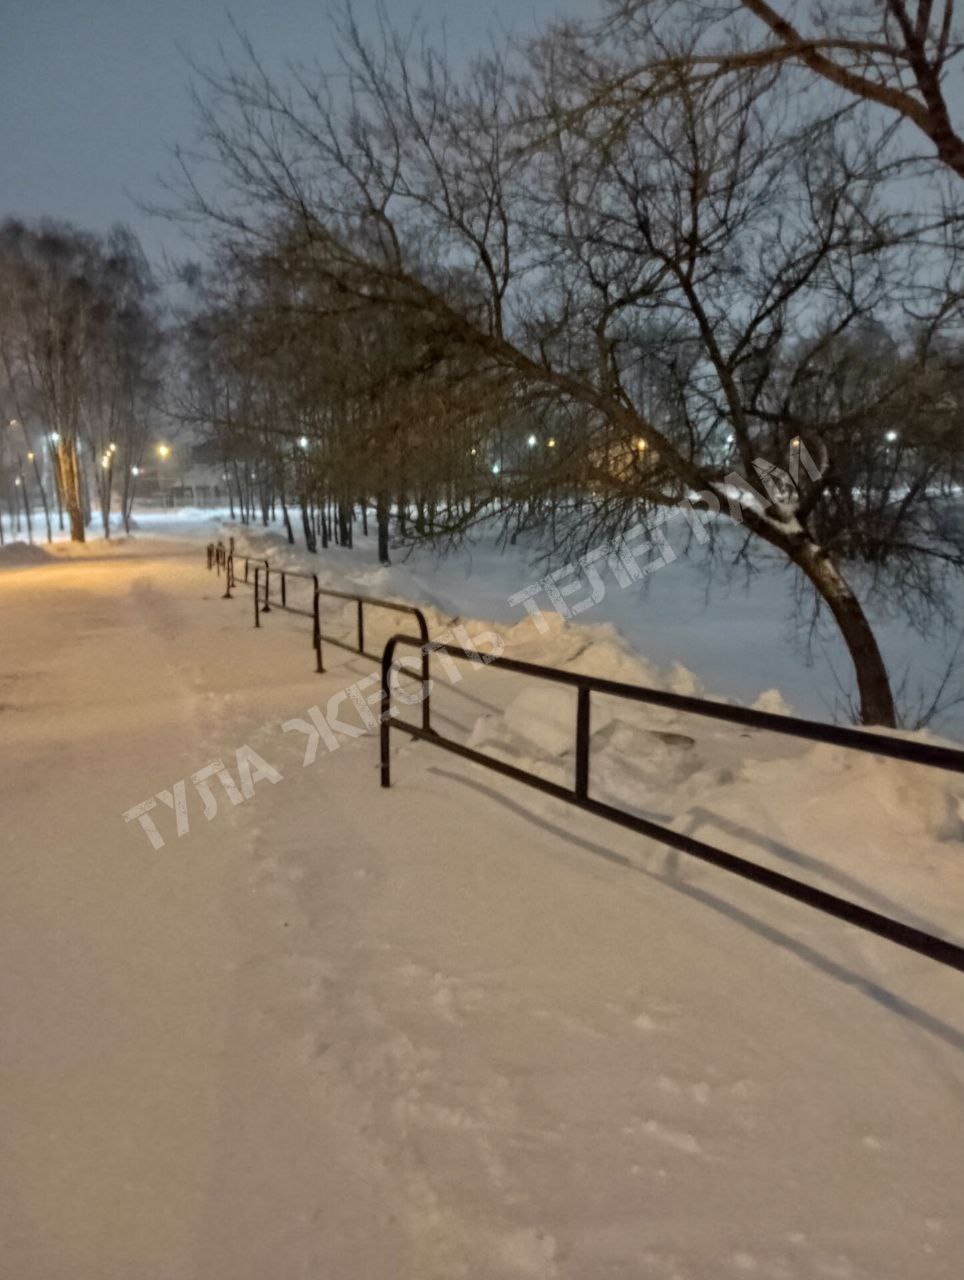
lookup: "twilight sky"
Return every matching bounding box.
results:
[0,0,589,267]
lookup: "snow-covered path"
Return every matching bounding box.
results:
[2,537,963,1279]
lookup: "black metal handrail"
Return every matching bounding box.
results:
[309,582,432,732]
[222,551,270,595]
[221,558,432,731]
[249,562,318,618]
[207,541,227,575]
[379,633,964,973]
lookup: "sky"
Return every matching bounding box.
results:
[0,0,589,268]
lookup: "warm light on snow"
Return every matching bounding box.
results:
[1,515,963,1280]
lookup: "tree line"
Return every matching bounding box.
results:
[0,221,163,542]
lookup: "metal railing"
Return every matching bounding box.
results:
[221,551,269,592]
[208,541,226,574]
[379,633,964,974]
[205,544,431,731]
[252,565,432,731]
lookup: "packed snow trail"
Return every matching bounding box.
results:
[1,535,963,1279]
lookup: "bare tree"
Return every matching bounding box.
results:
[551,2,964,180]
[168,12,963,725]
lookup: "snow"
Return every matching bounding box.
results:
[1,515,963,1279]
[218,513,964,741]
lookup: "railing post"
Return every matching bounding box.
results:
[415,611,432,733]
[281,572,287,608]
[313,588,324,673]
[357,600,365,654]
[262,565,271,613]
[206,544,213,570]
[575,686,591,800]
[254,568,261,628]
[380,640,394,787]
[222,554,233,599]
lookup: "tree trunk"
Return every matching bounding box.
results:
[18,459,34,544]
[338,502,352,548]
[57,440,85,543]
[30,455,53,543]
[300,499,317,553]
[376,492,391,566]
[281,495,295,545]
[794,542,896,727]
[53,461,65,531]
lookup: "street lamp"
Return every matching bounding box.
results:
[157,443,171,460]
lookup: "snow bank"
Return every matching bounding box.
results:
[0,543,52,568]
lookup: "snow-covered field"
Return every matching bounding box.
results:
[1,515,963,1279]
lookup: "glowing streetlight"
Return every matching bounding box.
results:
[634,438,647,453]
[131,466,140,477]
[9,418,20,429]
[527,434,537,447]
[491,462,501,475]
[109,442,117,453]
[50,432,60,444]
[885,430,899,443]
[26,451,34,462]
[101,456,110,470]
[14,477,21,487]
[157,443,171,460]
[547,438,556,449]
[298,436,309,449]
[470,447,477,456]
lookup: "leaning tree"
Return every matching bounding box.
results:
[170,10,963,724]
